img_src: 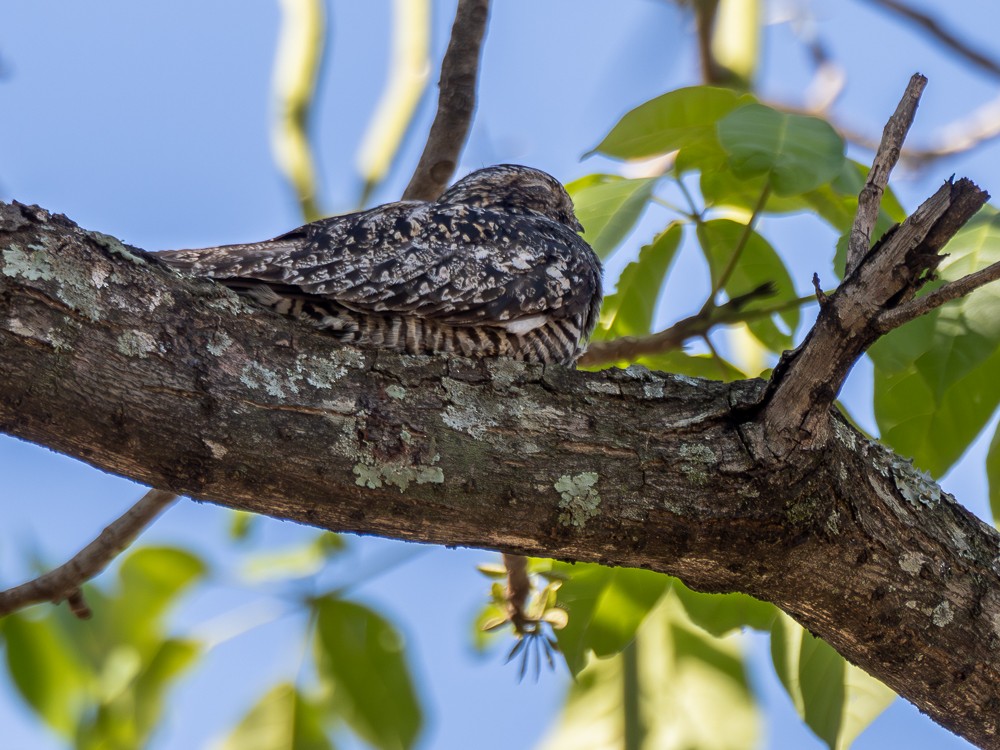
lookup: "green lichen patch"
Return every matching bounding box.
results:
[678,442,716,486]
[206,331,234,356]
[91,231,147,265]
[353,454,444,492]
[2,245,53,281]
[386,385,407,400]
[555,472,601,528]
[116,329,160,358]
[240,362,295,398]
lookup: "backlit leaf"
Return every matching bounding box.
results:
[697,219,799,351]
[594,223,683,341]
[594,86,752,160]
[222,683,332,750]
[771,612,895,749]
[870,207,1000,476]
[567,175,656,259]
[717,104,844,196]
[549,562,670,675]
[314,597,421,750]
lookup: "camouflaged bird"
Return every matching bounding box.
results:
[157,165,603,366]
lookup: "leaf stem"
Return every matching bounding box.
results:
[705,182,771,310]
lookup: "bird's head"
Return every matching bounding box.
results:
[438,164,585,233]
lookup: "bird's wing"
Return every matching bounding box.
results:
[157,202,601,329]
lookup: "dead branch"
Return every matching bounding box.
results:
[846,73,926,276]
[0,489,179,618]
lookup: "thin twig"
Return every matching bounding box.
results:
[860,0,1000,81]
[0,489,179,619]
[878,259,1000,332]
[577,284,817,368]
[705,183,771,307]
[845,73,926,276]
[402,0,490,201]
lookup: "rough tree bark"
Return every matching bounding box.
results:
[2,178,1000,746]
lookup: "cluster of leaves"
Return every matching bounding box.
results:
[472,84,1000,749]
[571,86,1000,519]
[0,536,422,750]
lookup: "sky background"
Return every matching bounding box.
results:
[2,0,999,748]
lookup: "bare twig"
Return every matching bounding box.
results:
[577,283,807,368]
[0,489,179,619]
[402,0,490,201]
[845,73,926,276]
[878,259,1000,331]
[860,0,1000,81]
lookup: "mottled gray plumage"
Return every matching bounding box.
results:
[158,165,602,365]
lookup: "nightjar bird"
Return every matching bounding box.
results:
[157,164,602,366]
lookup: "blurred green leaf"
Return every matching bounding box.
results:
[701,169,819,216]
[229,510,259,542]
[133,638,200,736]
[223,683,332,750]
[550,562,670,675]
[594,223,683,341]
[2,613,89,735]
[116,547,205,633]
[593,86,752,160]
[243,533,345,582]
[314,597,421,750]
[567,175,656,259]
[870,207,1000,476]
[540,593,759,750]
[673,580,777,636]
[771,612,895,749]
[697,219,800,351]
[638,351,747,382]
[717,104,844,196]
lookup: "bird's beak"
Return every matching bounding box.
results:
[572,216,585,233]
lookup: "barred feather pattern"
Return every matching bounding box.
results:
[158,165,603,366]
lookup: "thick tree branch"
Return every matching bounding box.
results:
[846,73,925,276]
[0,489,178,618]
[2,197,1000,746]
[402,0,489,201]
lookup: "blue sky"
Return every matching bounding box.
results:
[1,1,999,748]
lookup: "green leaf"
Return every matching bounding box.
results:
[701,170,818,216]
[989,424,1000,527]
[117,546,205,626]
[771,612,895,749]
[637,351,747,382]
[870,207,1000,476]
[222,683,332,750]
[593,86,752,160]
[133,638,201,736]
[2,613,89,735]
[314,597,421,750]
[673,579,777,636]
[550,562,671,675]
[242,533,345,582]
[717,104,845,196]
[567,175,656,259]
[697,219,800,351]
[540,593,759,750]
[594,223,683,340]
